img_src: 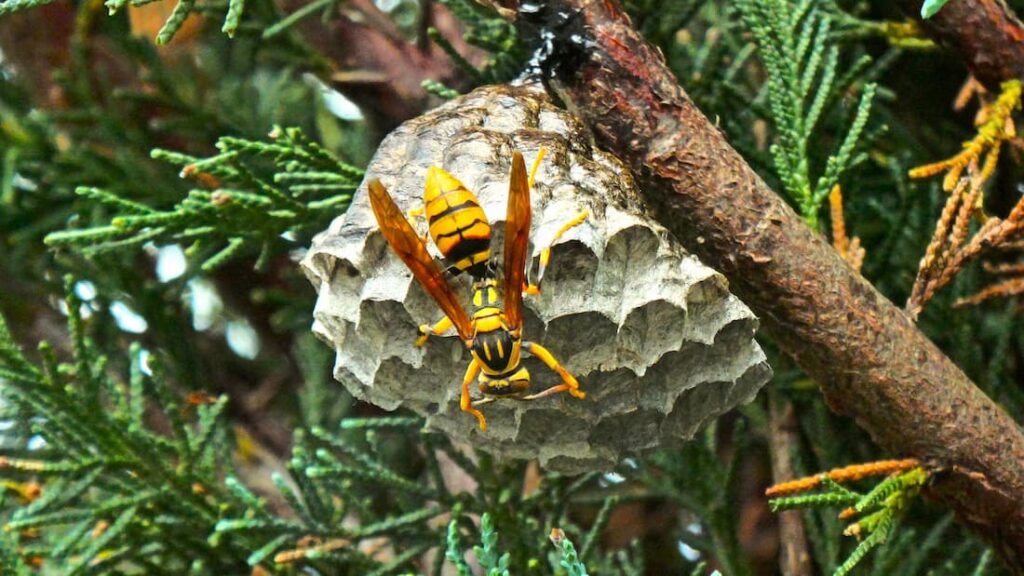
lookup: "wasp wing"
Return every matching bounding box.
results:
[367,179,474,342]
[503,152,530,331]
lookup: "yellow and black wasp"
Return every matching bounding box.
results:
[367,149,587,431]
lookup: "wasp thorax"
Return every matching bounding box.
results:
[303,83,772,473]
[471,279,501,310]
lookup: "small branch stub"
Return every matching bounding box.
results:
[302,84,771,473]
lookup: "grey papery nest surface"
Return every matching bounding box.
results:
[302,83,772,473]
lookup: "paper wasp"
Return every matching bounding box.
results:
[367,149,587,431]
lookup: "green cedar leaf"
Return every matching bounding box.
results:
[921,0,952,19]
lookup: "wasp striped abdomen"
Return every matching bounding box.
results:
[424,166,492,278]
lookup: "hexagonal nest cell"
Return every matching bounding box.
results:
[302,83,772,473]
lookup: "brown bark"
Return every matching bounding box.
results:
[514,0,1024,571]
[767,394,813,576]
[895,0,1024,90]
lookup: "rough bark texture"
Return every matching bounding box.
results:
[895,0,1024,90]
[516,0,1024,570]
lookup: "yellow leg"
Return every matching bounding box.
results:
[405,207,429,244]
[415,315,454,347]
[460,359,487,431]
[524,210,589,296]
[520,341,585,400]
[528,147,547,189]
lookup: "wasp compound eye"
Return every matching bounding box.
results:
[303,83,771,474]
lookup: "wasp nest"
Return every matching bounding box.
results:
[302,84,771,473]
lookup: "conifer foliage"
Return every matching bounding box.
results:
[45,128,361,272]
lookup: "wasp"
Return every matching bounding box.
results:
[367,149,587,431]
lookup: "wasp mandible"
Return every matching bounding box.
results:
[367,150,587,431]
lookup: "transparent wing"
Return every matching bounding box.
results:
[503,152,530,331]
[367,179,473,342]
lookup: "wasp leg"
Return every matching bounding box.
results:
[405,206,429,244]
[416,315,454,347]
[461,358,487,431]
[520,341,586,400]
[521,384,570,401]
[528,147,547,189]
[524,210,589,296]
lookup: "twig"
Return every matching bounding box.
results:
[955,276,1024,307]
[767,393,813,576]
[766,459,921,498]
[908,80,1021,192]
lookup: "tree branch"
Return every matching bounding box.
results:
[895,0,1024,91]
[515,0,1024,570]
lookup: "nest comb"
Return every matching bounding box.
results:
[302,84,771,473]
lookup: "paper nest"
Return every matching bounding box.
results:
[302,84,771,473]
